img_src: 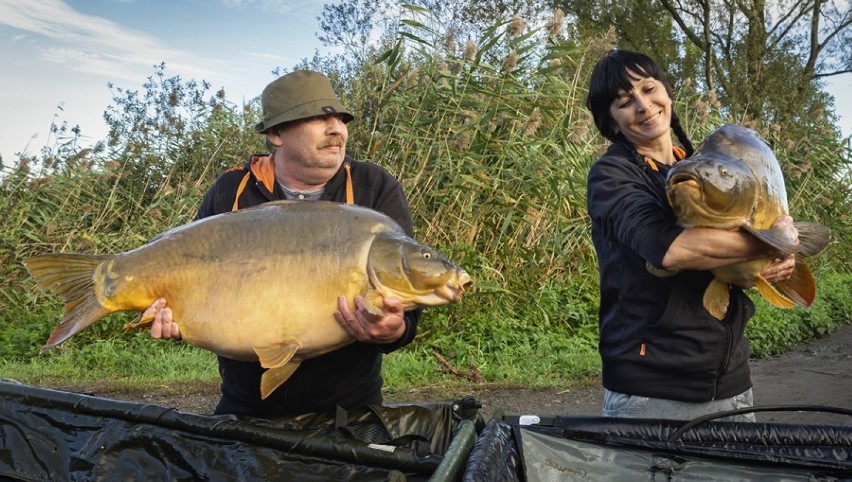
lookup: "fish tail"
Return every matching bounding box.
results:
[793,222,831,258]
[768,261,816,308]
[24,253,114,352]
[754,275,796,308]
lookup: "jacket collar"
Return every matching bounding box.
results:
[247,154,354,201]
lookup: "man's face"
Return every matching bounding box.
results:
[269,114,349,173]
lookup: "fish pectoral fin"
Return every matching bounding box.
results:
[362,289,385,316]
[742,224,799,255]
[645,261,679,278]
[793,222,831,258]
[767,262,816,307]
[260,362,301,400]
[703,279,730,320]
[254,342,300,369]
[123,313,154,331]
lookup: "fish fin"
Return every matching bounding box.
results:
[754,275,796,308]
[255,342,302,399]
[362,289,384,316]
[260,362,301,400]
[645,261,679,278]
[792,222,831,258]
[703,279,730,320]
[23,253,113,353]
[123,313,155,330]
[769,261,816,307]
[741,223,799,255]
[254,342,300,369]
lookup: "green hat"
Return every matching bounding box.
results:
[254,70,354,133]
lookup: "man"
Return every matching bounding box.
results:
[146,70,420,417]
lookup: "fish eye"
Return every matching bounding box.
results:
[719,167,729,177]
[422,251,432,259]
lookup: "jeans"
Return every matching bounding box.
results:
[602,388,756,422]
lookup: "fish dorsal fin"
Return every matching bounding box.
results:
[793,222,831,258]
[703,279,731,320]
[260,363,301,400]
[768,261,816,307]
[255,341,302,400]
[741,223,799,255]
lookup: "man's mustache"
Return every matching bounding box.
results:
[319,137,344,148]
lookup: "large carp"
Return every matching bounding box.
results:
[665,124,830,319]
[25,200,473,399]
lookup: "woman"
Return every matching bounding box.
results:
[585,50,797,421]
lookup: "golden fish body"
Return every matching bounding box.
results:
[25,200,473,398]
[665,124,830,319]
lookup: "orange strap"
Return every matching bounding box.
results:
[233,162,354,209]
[344,162,354,205]
[645,146,687,172]
[232,171,251,212]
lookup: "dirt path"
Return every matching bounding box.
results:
[460,323,852,425]
[67,324,852,425]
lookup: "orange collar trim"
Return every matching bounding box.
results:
[645,146,687,172]
[249,155,276,193]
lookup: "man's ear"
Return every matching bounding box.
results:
[266,129,283,148]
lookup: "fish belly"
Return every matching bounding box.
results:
[107,201,398,361]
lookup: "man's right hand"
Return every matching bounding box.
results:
[144,298,182,340]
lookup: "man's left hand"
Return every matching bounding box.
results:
[334,295,406,344]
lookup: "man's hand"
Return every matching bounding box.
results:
[334,295,406,344]
[145,298,182,340]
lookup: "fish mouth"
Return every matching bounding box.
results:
[449,272,474,301]
[668,171,700,188]
[424,270,474,304]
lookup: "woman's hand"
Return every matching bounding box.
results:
[761,254,796,283]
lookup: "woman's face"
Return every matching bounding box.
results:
[609,70,672,147]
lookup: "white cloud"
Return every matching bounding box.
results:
[0,0,227,81]
[220,0,326,15]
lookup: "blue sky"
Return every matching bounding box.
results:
[0,0,850,165]
[0,0,329,162]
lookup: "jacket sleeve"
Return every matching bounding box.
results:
[587,153,683,269]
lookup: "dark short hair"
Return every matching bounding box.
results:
[586,50,675,145]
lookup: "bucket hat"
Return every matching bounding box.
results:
[254,70,354,133]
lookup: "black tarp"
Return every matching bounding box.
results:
[464,410,852,481]
[0,381,482,481]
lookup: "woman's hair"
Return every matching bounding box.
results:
[586,50,693,155]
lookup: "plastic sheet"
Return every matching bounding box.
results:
[466,413,852,481]
[0,381,482,481]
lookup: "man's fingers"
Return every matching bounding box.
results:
[151,307,181,340]
[142,297,166,319]
[151,310,164,338]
